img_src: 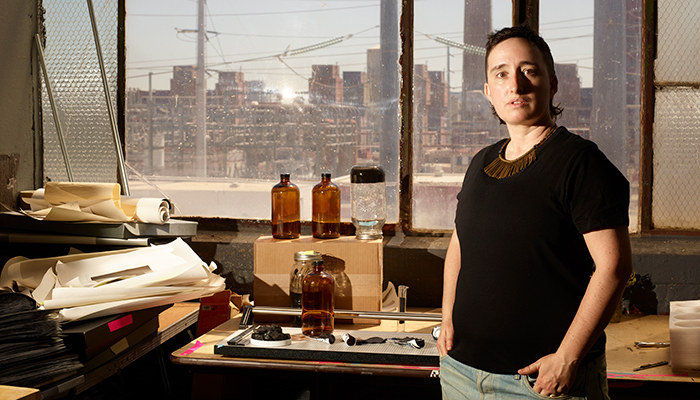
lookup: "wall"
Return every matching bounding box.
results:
[0,0,42,205]
[187,227,700,315]
[0,228,697,317]
[0,1,698,316]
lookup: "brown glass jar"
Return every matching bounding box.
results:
[301,260,335,337]
[312,173,340,239]
[271,173,300,239]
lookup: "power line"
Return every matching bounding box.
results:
[540,16,593,26]
[127,4,379,18]
[205,2,232,72]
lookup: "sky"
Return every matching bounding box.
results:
[125,0,595,95]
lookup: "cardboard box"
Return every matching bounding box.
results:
[78,316,160,373]
[62,304,171,361]
[197,290,233,336]
[254,235,383,324]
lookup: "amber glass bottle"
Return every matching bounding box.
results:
[312,173,340,239]
[301,260,335,337]
[290,251,322,326]
[271,173,300,239]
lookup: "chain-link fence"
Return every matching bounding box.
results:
[652,0,700,230]
[40,0,119,184]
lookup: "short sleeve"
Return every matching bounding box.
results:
[566,146,630,234]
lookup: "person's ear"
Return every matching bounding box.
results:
[550,74,558,98]
[484,82,492,103]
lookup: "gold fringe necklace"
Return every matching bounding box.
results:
[483,125,557,179]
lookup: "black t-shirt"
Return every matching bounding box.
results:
[449,127,629,374]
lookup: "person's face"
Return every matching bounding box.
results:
[484,37,558,128]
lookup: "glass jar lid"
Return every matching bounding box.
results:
[294,250,322,261]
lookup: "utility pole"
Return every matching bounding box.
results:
[380,0,399,221]
[147,72,154,175]
[195,0,207,177]
[446,47,451,131]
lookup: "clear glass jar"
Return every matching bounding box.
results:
[350,165,386,239]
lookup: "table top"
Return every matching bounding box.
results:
[605,314,700,383]
[172,311,700,383]
[172,309,443,378]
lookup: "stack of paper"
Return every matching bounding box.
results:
[0,293,82,387]
[0,238,225,322]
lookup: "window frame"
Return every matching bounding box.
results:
[116,0,681,236]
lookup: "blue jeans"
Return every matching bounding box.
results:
[439,353,610,400]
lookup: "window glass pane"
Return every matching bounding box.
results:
[652,88,700,229]
[126,1,400,222]
[652,1,700,229]
[412,0,511,230]
[412,0,642,232]
[42,0,119,184]
[656,0,700,82]
[540,0,641,232]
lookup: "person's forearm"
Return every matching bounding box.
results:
[442,228,461,324]
[557,227,632,364]
[556,265,628,363]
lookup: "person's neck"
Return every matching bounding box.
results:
[504,121,555,160]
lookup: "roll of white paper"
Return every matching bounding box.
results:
[122,197,171,224]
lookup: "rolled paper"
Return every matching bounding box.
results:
[310,334,335,345]
[432,326,441,341]
[122,197,171,224]
[23,182,171,224]
[342,332,356,346]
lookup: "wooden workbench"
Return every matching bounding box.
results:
[171,311,699,399]
[172,309,442,379]
[605,314,700,383]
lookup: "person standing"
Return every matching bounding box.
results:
[437,24,632,400]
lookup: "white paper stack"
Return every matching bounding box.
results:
[0,238,225,322]
[669,299,700,370]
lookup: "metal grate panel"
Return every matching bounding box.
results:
[41,0,119,184]
[656,0,700,83]
[652,0,700,230]
[652,87,700,229]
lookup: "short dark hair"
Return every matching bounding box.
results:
[484,24,563,123]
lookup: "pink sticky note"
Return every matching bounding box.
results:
[181,340,204,355]
[108,314,134,332]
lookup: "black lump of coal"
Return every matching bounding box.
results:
[251,324,291,341]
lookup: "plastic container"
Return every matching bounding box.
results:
[669,300,700,370]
